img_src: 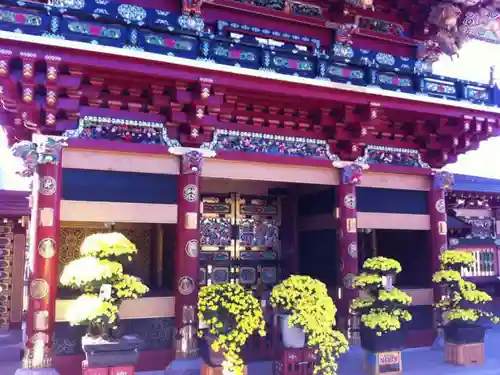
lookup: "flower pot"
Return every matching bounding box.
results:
[359,326,405,353]
[201,333,225,367]
[279,315,306,349]
[443,323,486,344]
[81,335,144,368]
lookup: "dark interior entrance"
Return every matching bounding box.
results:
[358,229,431,288]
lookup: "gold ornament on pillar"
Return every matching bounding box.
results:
[176,305,198,358]
[185,213,198,230]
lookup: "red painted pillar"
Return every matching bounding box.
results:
[10,135,66,370]
[337,163,364,332]
[429,171,454,303]
[173,149,203,359]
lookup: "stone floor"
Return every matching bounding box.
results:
[3,328,500,375]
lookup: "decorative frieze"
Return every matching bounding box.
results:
[0,221,13,329]
[202,129,340,161]
[2,1,499,108]
[64,116,181,147]
[289,1,323,18]
[356,145,430,168]
[356,16,406,37]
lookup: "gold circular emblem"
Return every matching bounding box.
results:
[435,199,446,214]
[30,279,49,300]
[185,240,198,258]
[39,176,56,196]
[38,238,56,259]
[178,276,195,296]
[183,184,198,203]
[344,193,356,210]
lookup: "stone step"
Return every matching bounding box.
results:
[0,343,22,362]
[0,329,22,345]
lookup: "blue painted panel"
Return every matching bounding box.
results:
[453,174,500,194]
[62,169,177,204]
[298,188,336,217]
[405,305,433,331]
[357,187,428,214]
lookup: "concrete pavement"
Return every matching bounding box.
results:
[3,328,500,375]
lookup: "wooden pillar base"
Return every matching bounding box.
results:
[363,351,402,375]
[201,363,247,375]
[445,342,484,366]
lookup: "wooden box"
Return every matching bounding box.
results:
[363,351,402,375]
[202,363,248,375]
[109,366,135,375]
[82,360,108,375]
[445,342,484,365]
[274,348,317,375]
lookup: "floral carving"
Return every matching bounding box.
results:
[356,145,430,168]
[335,24,358,45]
[51,0,85,9]
[182,0,204,15]
[202,129,339,161]
[342,163,364,185]
[432,171,455,191]
[117,4,147,24]
[428,3,462,32]
[0,10,42,26]
[182,151,203,175]
[64,116,180,147]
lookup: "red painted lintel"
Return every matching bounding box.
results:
[66,139,432,175]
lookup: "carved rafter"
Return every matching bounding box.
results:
[0,50,498,168]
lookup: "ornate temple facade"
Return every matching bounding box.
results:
[2,0,500,373]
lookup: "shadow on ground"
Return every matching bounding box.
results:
[244,325,500,375]
[4,327,500,375]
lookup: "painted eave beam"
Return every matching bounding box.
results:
[1,31,500,119]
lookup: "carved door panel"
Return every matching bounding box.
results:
[200,194,281,289]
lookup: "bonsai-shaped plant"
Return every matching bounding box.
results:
[351,257,412,336]
[270,275,349,375]
[198,283,266,375]
[433,251,499,332]
[60,232,149,340]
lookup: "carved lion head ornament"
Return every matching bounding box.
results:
[425,0,500,58]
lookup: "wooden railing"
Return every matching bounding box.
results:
[461,248,497,278]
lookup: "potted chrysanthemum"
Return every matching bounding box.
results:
[60,232,149,367]
[350,257,412,353]
[270,275,349,375]
[198,283,266,375]
[433,250,499,363]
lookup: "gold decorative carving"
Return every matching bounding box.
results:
[59,225,152,284]
[176,305,198,358]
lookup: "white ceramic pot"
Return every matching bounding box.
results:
[279,314,306,348]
